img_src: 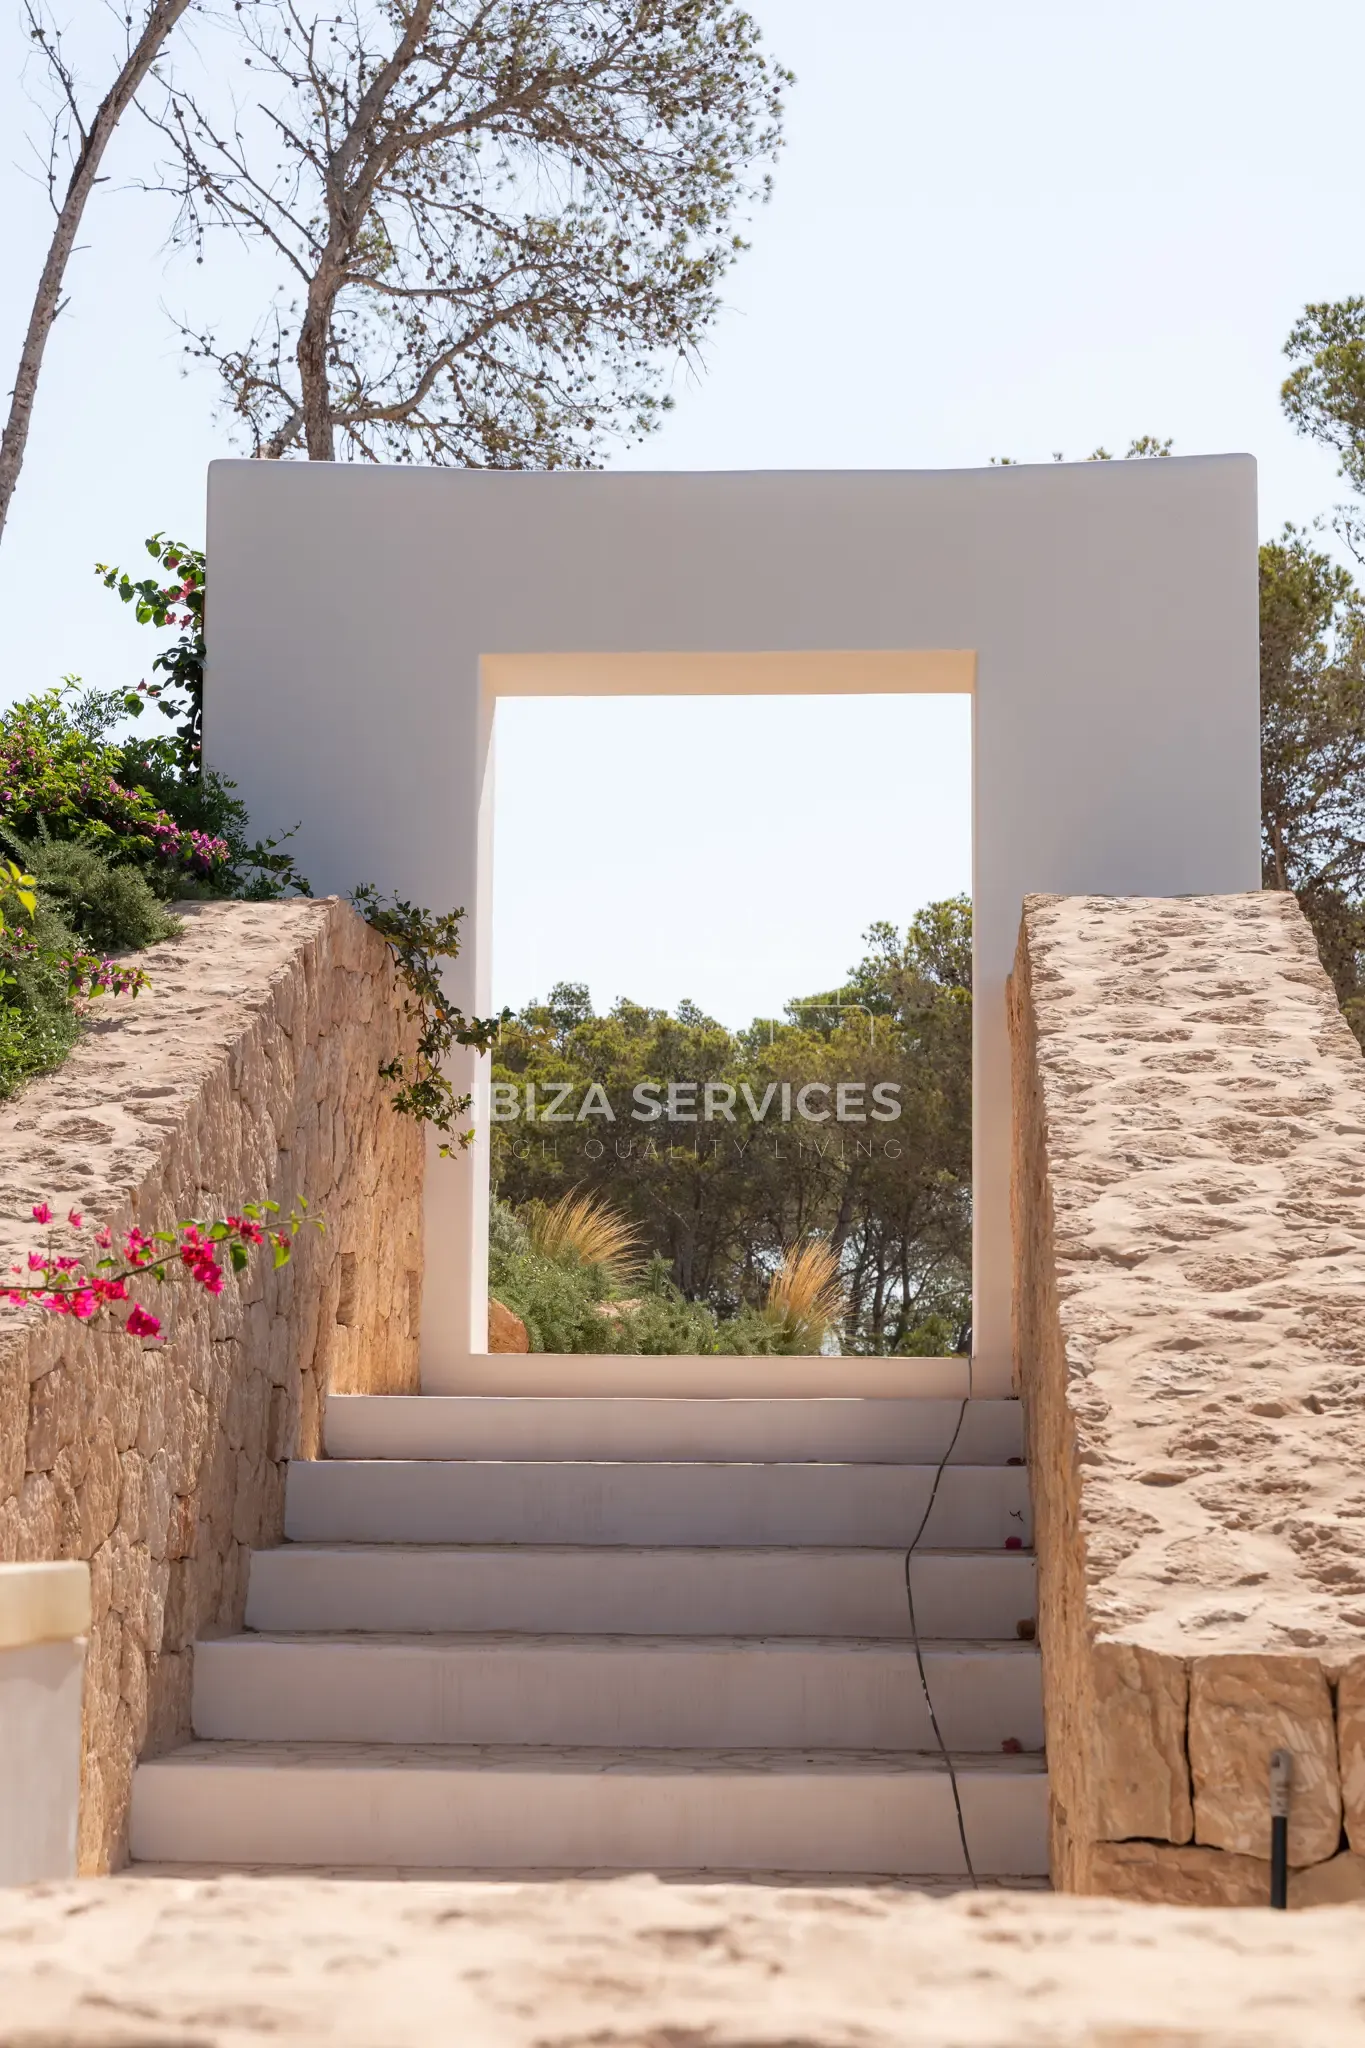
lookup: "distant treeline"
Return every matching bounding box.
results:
[492,898,972,1357]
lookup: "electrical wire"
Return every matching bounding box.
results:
[902,1384,978,1888]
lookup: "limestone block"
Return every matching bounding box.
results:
[95,1337,142,1453]
[17,1474,59,1559]
[25,1364,81,1475]
[1085,1839,1365,1909]
[116,1453,147,1548]
[76,1423,122,1556]
[161,1561,195,1653]
[165,1490,197,1564]
[1292,1851,1365,1907]
[1190,1655,1340,1866]
[489,1297,530,1354]
[134,1358,166,1463]
[1083,1839,1268,1907]
[1089,1640,1192,1843]
[118,1626,148,1733]
[0,1346,26,1498]
[144,1648,190,1755]
[49,1448,81,1557]
[231,1449,265,1548]
[1340,1655,1365,1853]
[146,1449,175,1563]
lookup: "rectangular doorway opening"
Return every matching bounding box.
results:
[484,688,973,1367]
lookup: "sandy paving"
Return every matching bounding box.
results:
[0,1873,1362,2047]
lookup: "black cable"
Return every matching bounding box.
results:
[1269,1750,1291,1909]
[902,1388,977,1888]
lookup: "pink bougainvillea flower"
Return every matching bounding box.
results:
[31,1203,52,1225]
[27,1251,45,1271]
[67,1209,82,1230]
[94,1225,112,1249]
[190,1256,224,1295]
[125,1304,161,1338]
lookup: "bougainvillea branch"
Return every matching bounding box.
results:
[65,951,151,999]
[0,689,229,877]
[96,533,205,776]
[350,885,504,1158]
[5,1197,318,1339]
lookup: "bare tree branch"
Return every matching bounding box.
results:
[1,0,194,545]
[156,0,788,464]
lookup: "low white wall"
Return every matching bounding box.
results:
[0,1562,89,1884]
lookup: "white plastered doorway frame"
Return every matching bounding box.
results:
[478,653,975,1392]
[203,457,1262,1401]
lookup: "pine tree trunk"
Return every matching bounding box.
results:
[0,0,192,544]
[296,288,336,461]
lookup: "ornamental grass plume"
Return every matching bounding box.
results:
[525,1189,644,1291]
[764,1236,846,1353]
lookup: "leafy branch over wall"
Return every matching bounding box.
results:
[350,885,503,1155]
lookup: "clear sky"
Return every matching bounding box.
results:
[2,0,1363,1026]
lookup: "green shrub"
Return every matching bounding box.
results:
[0,895,82,1099]
[0,689,230,887]
[19,838,181,953]
[610,1260,719,1355]
[488,1200,615,1352]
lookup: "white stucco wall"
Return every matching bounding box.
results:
[0,1563,89,1884]
[205,457,1260,1397]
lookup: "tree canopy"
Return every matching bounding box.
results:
[491,898,972,1356]
[159,0,789,463]
[1259,528,1365,1040]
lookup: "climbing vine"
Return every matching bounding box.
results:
[350,886,502,1156]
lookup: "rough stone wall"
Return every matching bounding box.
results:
[0,899,423,1871]
[1009,892,1365,1905]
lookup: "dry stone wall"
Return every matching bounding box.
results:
[1009,892,1365,1904]
[0,899,422,1870]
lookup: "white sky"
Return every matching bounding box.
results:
[3,0,1363,1026]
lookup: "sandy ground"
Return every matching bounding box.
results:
[0,1874,1362,2047]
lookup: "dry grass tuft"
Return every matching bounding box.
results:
[526,1189,645,1289]
[765,1237,845,1351]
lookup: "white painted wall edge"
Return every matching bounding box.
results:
[0,1561,91,1649]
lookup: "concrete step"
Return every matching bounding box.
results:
[192,1632,1044,1752]
[129,1740,1048,1876]
[284,1461,1032,1548]
[246,1543,1037,1641]
[324,1394,1022,1465]
[426,1355,971,1399]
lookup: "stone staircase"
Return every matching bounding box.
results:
[129,1379,1047,1876]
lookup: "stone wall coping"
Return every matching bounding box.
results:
[0,1562,91,1647]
